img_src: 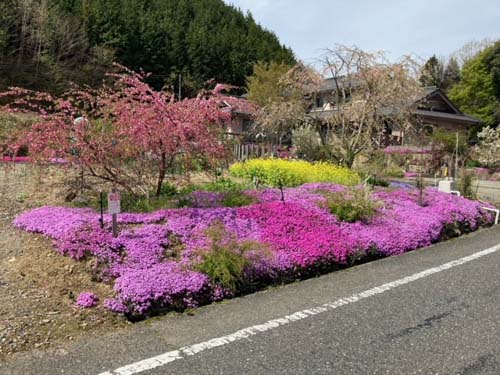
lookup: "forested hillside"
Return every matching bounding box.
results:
[0,0,295,94]
[420,39,500,129]
[449,41,500,127]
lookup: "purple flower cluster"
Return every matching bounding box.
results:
[389,181,414,189]
[340,189,493,256]
[112,262,211,315]
[76,292,99,308]
[13,184,494,318]
[14,206,97,239]
[187,191,225,208]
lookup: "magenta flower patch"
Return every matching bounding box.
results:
[76,292,99,308]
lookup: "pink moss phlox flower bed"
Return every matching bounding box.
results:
[341,189,491,256]
[239,202,354,268]
[13,184,494,319]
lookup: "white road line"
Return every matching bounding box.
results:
[98,243,500,375]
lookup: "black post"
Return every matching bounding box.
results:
[112,214,118,237]
[99,191,104,229]
[279,182,285,204]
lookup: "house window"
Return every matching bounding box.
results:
[344,91,351,101]
[242,119,253,133]
[423,124,434,135]
[316,96,324,108]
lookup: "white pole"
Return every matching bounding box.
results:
[455,132,459,180]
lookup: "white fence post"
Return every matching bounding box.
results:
[481,207,500,225]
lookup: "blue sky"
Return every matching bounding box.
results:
[224,0,499,63]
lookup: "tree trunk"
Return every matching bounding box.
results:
[344,152,355,169]
[155,153,167,197]
[314,121,328,146]
[279,182,285,203]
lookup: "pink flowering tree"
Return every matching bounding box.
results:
[1,70,233,197]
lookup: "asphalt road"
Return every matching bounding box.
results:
[1,225,500,375]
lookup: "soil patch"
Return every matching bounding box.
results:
[0,165,126,361]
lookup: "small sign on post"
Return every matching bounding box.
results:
[108,191,121,237]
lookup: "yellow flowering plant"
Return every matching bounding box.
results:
[230,159,360,188]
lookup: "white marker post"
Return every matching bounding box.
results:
[108,190,121,237]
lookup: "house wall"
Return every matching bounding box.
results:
[227,117,243,135]
[396,117,471,147]
[422,118,470,134]
[226,114,256,143]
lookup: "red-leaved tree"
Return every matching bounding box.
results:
[1,70,234,197]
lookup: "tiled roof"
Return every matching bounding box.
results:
[413,109,481,124]
[221,96,258,115]
[315,81,482,124]
[309,107,481,125]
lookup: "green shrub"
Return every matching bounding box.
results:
[82,190,179,213]
[291,126,332,161]
[366,176,389,187]
[160,182,179,196]
[320,189,379,223]
[178,178,250,196]
[355,150,387,176]
[174,191,255,209]
[197,178,249,193]
[120,194,178,212]
[385,167,405,178]
[459,171,476,199]
[175,196,193,208]
[175,178,254,208]
[15,192,27,203]
[194,223,266,293]
[466,160,482,168]
[221,191,256,207]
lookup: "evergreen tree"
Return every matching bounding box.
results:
[483,41,500,105]
[419,55,444,88]
[449,45,498,127]
[442,57,460,92]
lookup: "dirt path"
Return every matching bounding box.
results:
[0,165,126,361]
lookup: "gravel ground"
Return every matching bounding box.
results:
[0,164,126,362]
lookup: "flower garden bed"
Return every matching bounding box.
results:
[13,184,494,320]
